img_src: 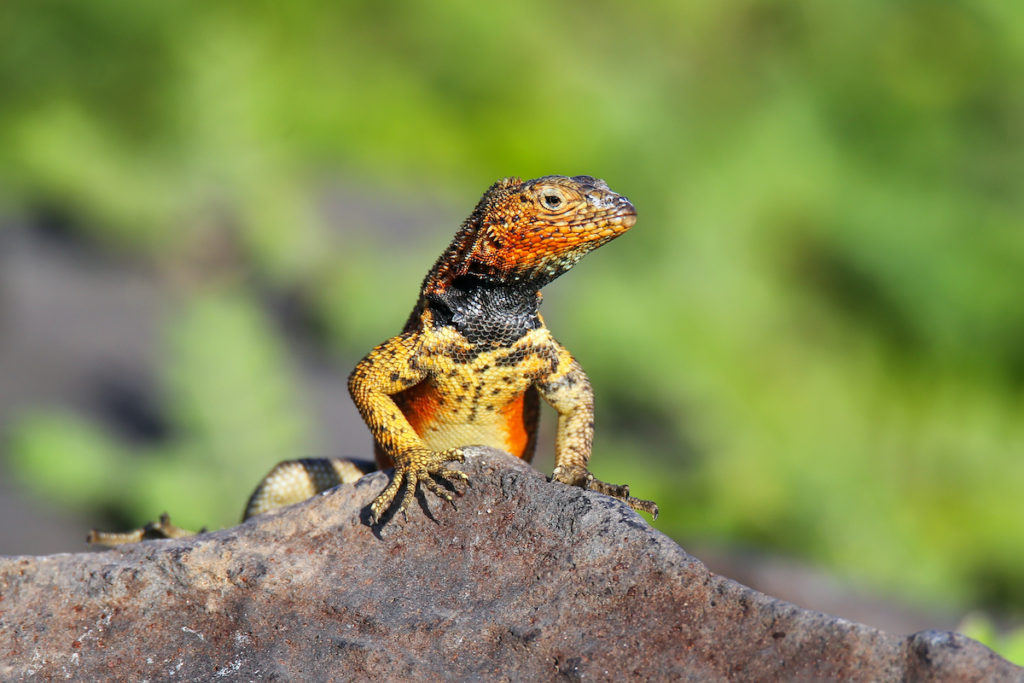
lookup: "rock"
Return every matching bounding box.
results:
[0,448,1019,681]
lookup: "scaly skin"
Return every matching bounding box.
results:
[88,175,656,545]
[349,174,657,523]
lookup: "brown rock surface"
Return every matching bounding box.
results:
[0,448,1019,681]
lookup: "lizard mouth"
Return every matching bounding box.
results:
[616,210,637,229]
[576,198,636,236]
[602,195,636,230]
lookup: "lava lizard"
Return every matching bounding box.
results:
[89,175,657,545]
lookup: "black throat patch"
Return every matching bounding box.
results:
[427,276,541,346]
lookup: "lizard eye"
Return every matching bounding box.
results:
[540,191,563,210]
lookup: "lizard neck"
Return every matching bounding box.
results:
[425,276,542,346]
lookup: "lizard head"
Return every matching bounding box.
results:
[434,175,636,291]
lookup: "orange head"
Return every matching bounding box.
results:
[425,175,637,295]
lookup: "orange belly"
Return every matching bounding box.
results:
[375,380,530,469]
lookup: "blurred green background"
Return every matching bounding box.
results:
[1,0,1022,657]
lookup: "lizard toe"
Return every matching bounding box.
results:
[422,475,456,508]
[369,447,470,523]
[551,465,658,520]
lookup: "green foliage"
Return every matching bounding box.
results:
[1,0,1022,622]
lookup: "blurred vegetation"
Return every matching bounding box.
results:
[959,614,1024,665]
[1,0,1022,654]
[8,290,311,526]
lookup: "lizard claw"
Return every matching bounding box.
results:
[370,447,467,524]
[551,465,659,520]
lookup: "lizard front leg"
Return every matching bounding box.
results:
[536,343,659,519]
[348,333,468,523]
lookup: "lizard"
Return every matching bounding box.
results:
[88,174,656,545]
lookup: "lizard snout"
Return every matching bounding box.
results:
[587,190,635,214]
[606,194,637,229]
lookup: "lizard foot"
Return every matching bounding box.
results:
[370,447,468,525]
[552,465,659,520]
[87,512,202,547]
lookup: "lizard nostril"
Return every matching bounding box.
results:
[588,192,634,212]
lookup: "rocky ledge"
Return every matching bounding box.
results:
[0,448,1019,681]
